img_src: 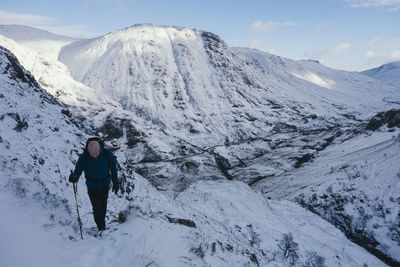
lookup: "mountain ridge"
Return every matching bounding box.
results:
[59,24,400,132]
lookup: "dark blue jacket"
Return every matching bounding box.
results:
[73,143,118,188]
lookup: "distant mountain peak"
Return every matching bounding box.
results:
[362,61,400,86]
[0,24,78,41]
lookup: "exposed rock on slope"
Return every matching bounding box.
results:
[366,109,400,131]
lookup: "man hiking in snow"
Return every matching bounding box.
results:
[69,137,120,231]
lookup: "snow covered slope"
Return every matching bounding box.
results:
[362,61,400,86]
[254,126,400,265]
[0,45,387,266]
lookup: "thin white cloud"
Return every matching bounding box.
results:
[314,22,329,30]
[363,37,400,67]
[0,10,54,25]
[346,0,400,11]
[367,37,380,46]
[365,49,400,65]
[0,9,98,38]
[83,0,136,9]
[311,42,352,62]
[250,21,279,33]
[374,37,400,50]
[250,21,300,34]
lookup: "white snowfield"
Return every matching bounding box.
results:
[0,24,399,266]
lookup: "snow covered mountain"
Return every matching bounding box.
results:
[1,24,400,266]
[362,61,400,86]
[56,24,400,194]
[59,24,400,137]
[0,43,388,266]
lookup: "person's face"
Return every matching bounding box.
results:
[88,141,100,158]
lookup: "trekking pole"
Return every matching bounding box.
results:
[71,170,83,239]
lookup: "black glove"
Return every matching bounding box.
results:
[69,173,78,183]
[112,180,120,194]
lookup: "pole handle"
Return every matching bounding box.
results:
[70,169,79,193]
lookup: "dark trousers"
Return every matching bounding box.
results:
[87,186,109,230]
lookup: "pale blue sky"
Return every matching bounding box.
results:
[1,0,399,71]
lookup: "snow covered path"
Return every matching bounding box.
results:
[0,191,78,267]
[0,189,172,267]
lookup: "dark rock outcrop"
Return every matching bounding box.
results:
[166,216,197,228]
[366,109,400,131]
